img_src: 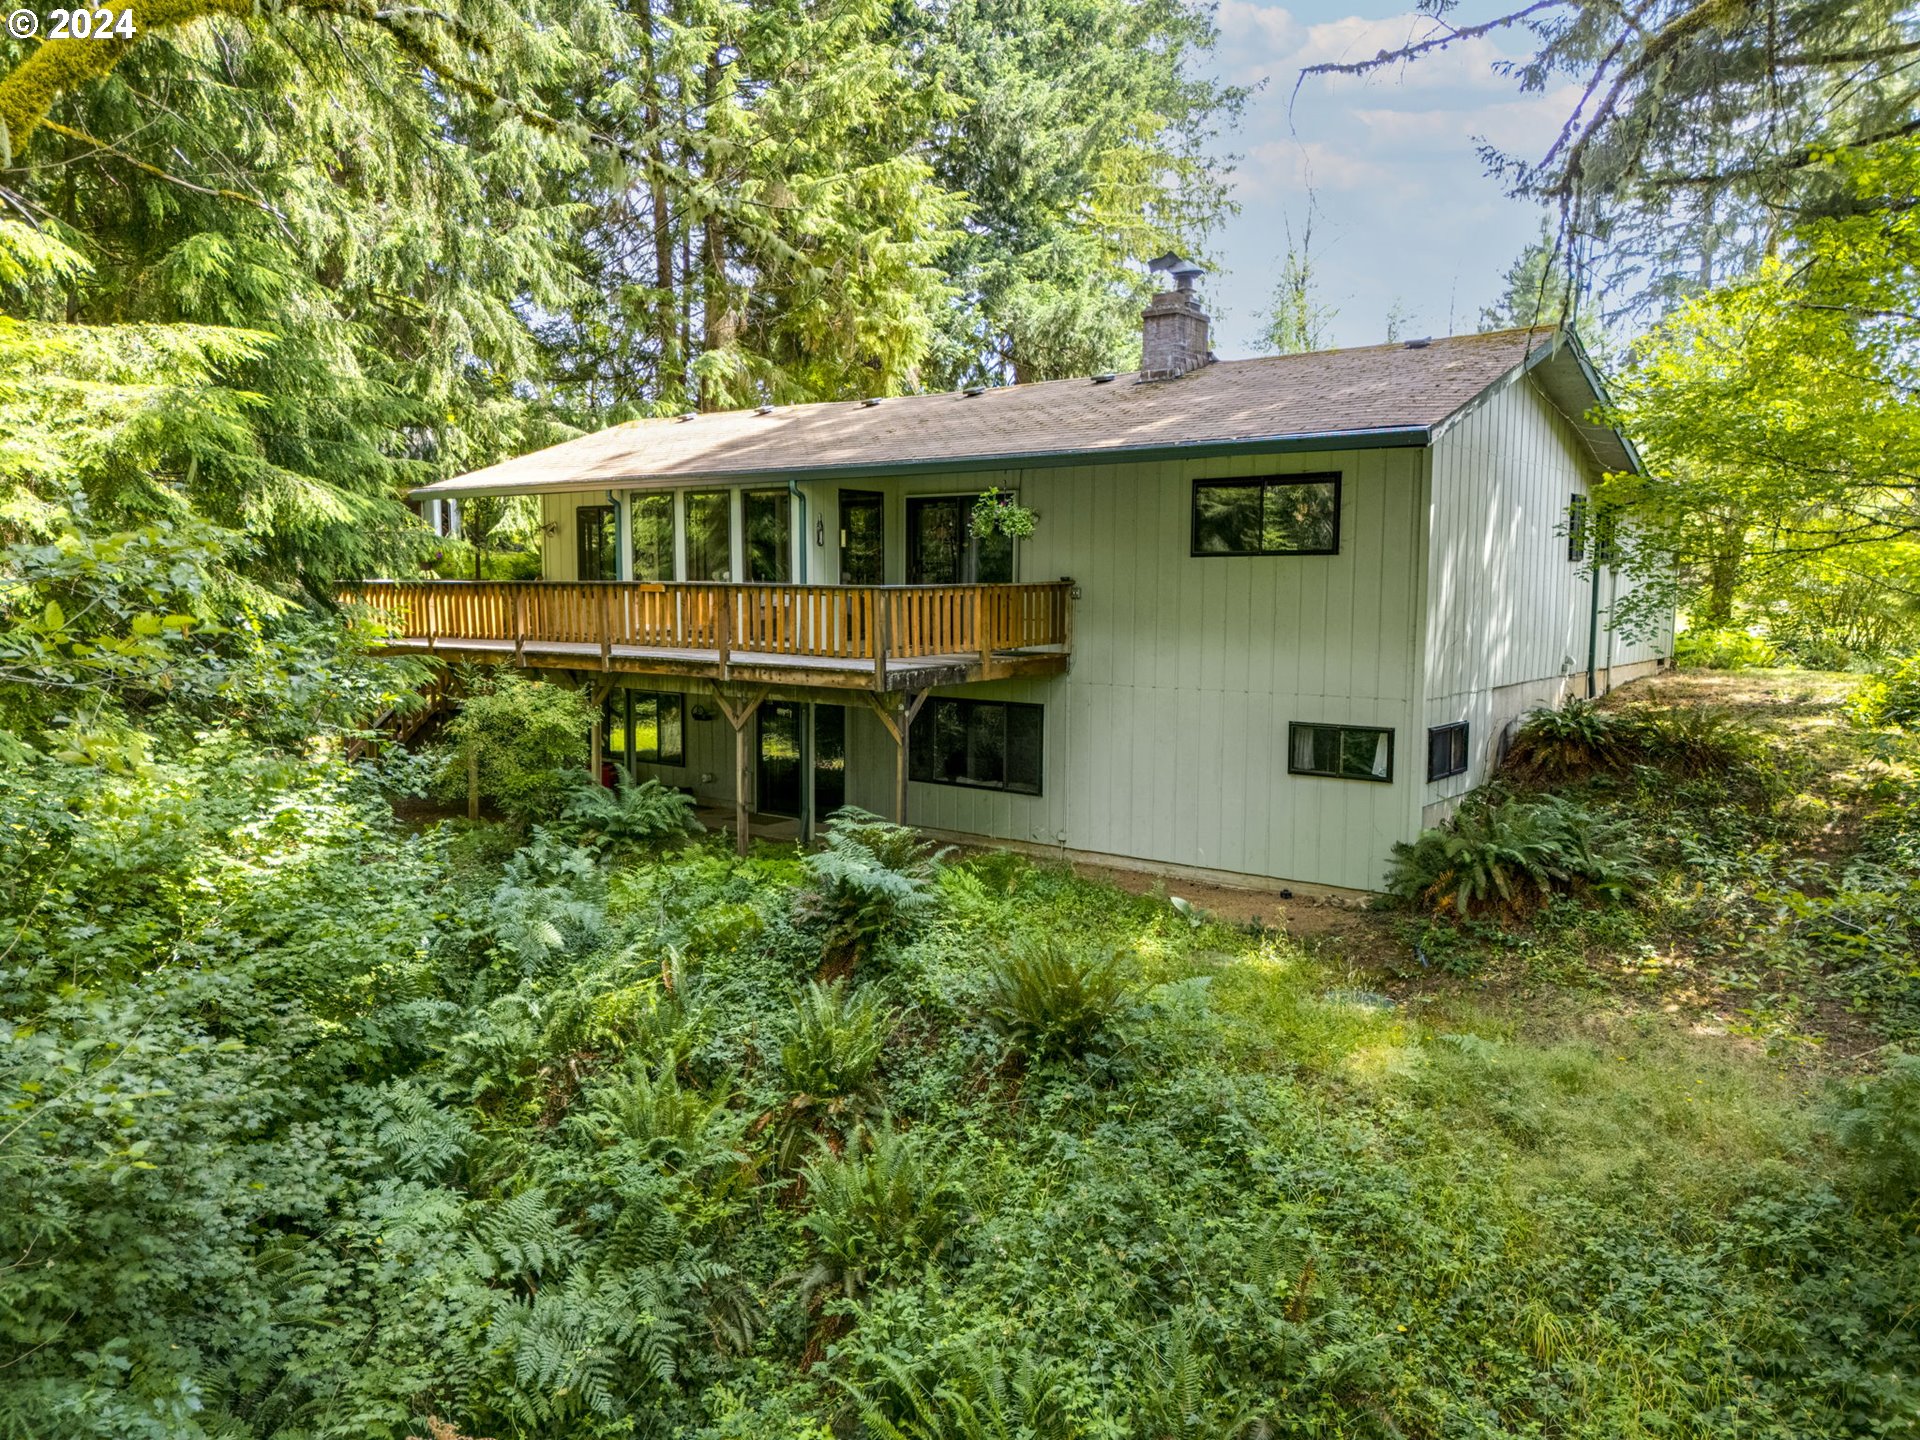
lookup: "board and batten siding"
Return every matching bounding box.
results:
[1421,372,1671,816]
[834,448,1429,892]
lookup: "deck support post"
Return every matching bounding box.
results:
[586,678,615,785]
[862,689,928,826]
[873,596,890,690]
[512,590,526,666]
[710,683,769,857]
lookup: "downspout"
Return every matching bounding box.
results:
[608,490,626,580]
[789,477,808,840]
[1585,560,1600,699]
[788,477,807,584]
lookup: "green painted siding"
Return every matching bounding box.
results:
[532,447,1427,890]
[1421,373,1673,807]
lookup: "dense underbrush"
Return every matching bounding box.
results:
[4,727,1918,1439]
[1385,684,1920,1046]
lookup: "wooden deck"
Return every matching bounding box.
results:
[345,580,1074,692]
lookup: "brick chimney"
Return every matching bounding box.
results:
[1140,253,1212,380]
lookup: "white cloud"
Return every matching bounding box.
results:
[1202,2,1566,352]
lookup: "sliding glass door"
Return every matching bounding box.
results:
[839,490,884,584]
[576,504,617,581]
[745,489,792,583]
[630,492,674,581]
[686,490,732,581]
[906,495,1012,584]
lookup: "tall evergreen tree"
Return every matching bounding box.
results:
[905,0,1246,387]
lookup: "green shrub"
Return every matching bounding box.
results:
[435,670,594,822]
[796,1127,960,1301]
[557,774,702,853]
[1619,704,1767,777]
[485,829,608,970]
[778,979,893,1100]
[1504,698,1767,784]
[579,1057,743,1179]
[1385,795,1649,919]
[1502,697,1631,782]
[1674,626,1781,670]
[981,941,1130,1062]
[1845,654,1920,730]
[795,808,946,969]
[1830,1053,1920,1210]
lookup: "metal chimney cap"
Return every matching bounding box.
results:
[1147,253,1206,289]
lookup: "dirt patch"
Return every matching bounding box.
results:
[1060,860,1385,941]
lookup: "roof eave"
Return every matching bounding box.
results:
[1521,330,1643,475]
[406,424,1435,498]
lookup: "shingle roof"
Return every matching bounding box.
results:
[415,326,1632,496]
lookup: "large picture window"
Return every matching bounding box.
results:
[1427,722,1469,781]
[687,490,732,581]
[576,503,617,580]
[1288,722,1393,782]
[630,493,674,582]
[745,488,792,582]
[1192,474,1340,556]
[607,689,686,768]
[909,698,1042,794]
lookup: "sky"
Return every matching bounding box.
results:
[1199,0,1577,355]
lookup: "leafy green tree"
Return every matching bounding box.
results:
[0,0,619,590]
[1603,144,1920,643]
[1257,216,1336,355]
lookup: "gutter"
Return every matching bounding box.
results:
[407,425,1435,499]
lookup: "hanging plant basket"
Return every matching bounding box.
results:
[970,487,1037,541]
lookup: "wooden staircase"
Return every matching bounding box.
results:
[349,666,454,760]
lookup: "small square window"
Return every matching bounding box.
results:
[1192,474,1340,556]
[1427,722,1469,781]
[1288,722,1393,782]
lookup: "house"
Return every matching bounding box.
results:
[357,266,1668,893]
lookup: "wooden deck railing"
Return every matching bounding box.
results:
[342,580,1073,673]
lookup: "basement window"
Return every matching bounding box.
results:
[1191,474,1340,556]
[910,698,1042,794]
[1288,722,1393,783]
[1427,722,1469,782]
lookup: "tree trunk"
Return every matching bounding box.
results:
[639,0,679,397]
[1698,511,1745,628]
